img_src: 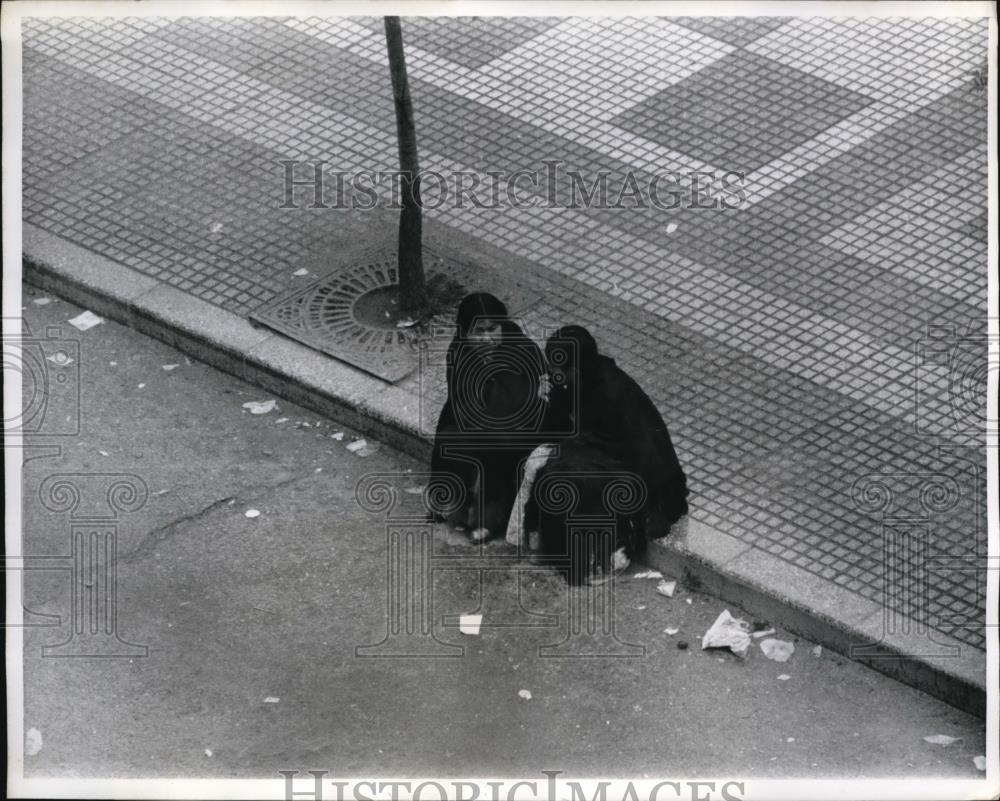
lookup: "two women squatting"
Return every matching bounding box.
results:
[430,292,688,584]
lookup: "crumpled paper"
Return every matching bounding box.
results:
[242,399,278,415]
[923,734,961,746]
[67,310,103,331]
[701,609,751,658]
[759,638,795,662]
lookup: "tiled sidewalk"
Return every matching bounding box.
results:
[21,16,990,650]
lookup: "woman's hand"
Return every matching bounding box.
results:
[537,373,552,402]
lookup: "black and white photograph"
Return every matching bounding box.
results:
[2,1,997,799]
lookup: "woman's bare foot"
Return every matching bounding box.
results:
[586,547,630,586]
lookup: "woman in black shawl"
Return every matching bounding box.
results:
[528,325,688,581]
[430,293,546,542]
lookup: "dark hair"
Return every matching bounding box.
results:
[546,325,599,372]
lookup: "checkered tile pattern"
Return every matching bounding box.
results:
[614,49,874,172]
[20,15,990,649]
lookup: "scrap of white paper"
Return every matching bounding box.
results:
[25,728,43,756]
[923,734,960,746]
[242,400,278,415]
[701,610,751,658]
[68,311,103,331]
[760,638,795,662]
[459,614,482,635]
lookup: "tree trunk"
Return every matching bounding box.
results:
[384,16,427,312]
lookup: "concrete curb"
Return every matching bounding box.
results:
[22,222,985,718]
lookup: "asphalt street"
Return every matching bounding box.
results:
[17,285,987,780]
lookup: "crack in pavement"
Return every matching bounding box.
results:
[119,496,237,564]
[118,470,318,564]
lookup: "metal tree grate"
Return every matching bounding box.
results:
[250,241,540,382]
[250,244,424,381]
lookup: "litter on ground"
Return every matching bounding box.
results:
[347,439,379,457]
[811,645,822,657]
[923,734,961,746]
[33,297,52,305]
[656,579,677,597]
[701,610,751,658]
[973,756,986,771]
[205,748,213,757]
[245,509,261,519]
[263,696,279,704]
[242,399,278,415]
[332,432,344,440]
[162,364,179,371]
[751,628,776,639]
[633,570,663,580]
[25,728,43,756]
[459,614,482,635]
[777,674,791,681]
[293,268,309,276]
[518,689,532,700]
[663,627,680,636]
[68,310,103,331]
[759,638,795,662]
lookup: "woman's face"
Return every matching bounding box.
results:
[467,318,502,346]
